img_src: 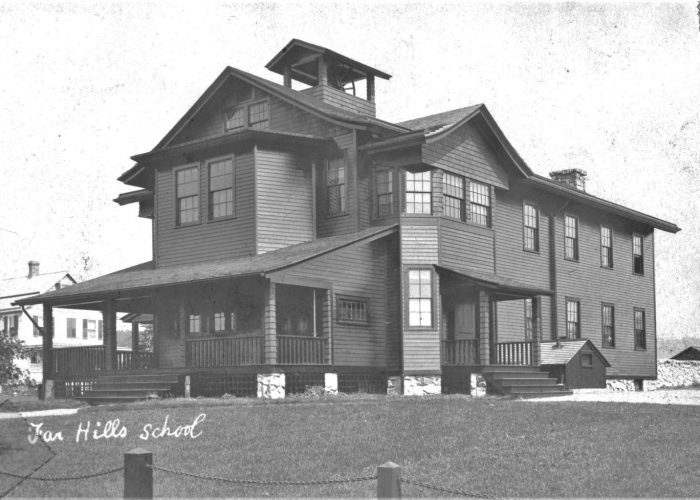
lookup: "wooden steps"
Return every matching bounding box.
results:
[481,365,572,398]
[77,371,181,405]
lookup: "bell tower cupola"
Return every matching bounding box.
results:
[265,39,391,117]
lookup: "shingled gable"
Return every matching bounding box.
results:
[13,225,398,307]
[117,66,409,188]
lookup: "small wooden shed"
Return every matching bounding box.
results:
[540,340,610,389]
[671,346,700,361]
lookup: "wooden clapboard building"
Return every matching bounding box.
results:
[16,40,679,401]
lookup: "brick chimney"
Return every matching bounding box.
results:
[28,260,40,278]
[549,168,587,192]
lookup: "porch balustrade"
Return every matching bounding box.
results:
[53,346,105,375]
[116,351,155,371]
[277,335,327,365]
[496,341,536,365]
[441,339,479,366]
[185,336,264,368]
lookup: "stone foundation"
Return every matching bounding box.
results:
[257,373,285,399]
[606,379,639,392]
[324,373,338,395]
[403,375,441,396]
[470,373,486,398]
[387,376,402,396]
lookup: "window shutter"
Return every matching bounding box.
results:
[82,319,88,339]
[98,320,103,340]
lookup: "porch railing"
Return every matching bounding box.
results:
[185,336,264,368]
[496,341,536,365]
[53,346,105,375]
[277,335,327,365]
[116,351,155,371]
[441,339,479,366]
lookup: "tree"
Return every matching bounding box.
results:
[0,336,31,388]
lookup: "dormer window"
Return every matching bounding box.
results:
[225,107,246,131]
[248,101,269,130]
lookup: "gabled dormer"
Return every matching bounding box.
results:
[266,39,391,118]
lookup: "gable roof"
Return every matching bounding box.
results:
[670,347,700,360]
[397,105,481,134]
[266,38,392,84]
[0,271,75,311]
[540,340,611,367]
[14,225,398,307]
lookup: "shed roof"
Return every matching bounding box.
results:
[14,225,398,306]
[540,340,611,367]
[435,265,553,297]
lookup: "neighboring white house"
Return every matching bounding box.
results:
[0,261,104,383]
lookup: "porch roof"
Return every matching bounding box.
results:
[13,225,398,306]
[434,266,553,298]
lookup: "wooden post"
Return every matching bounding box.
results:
[318,56,328,86]
[283,66,292,88]
[41,303,53,400]
[264,281,277,364]
[324,289,332,365]
[377,461,401,498]
[124,448,153,499]
[367,74,375,102]
[131,322,139,355]
[103,299,117,371]
[478,291,491,365]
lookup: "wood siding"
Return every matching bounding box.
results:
[400,220,441,372]
[439,218,495,274]
[301,85,376,117]
[422,122,510,190]
[552,201,656,378]
[274,234,398,367]
[155,152,255,267]
[255,148,314,254]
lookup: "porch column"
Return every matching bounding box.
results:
[478,291,491,365]
[264,282,277,364]
[102,299,117,371]
[532,297,541,366]
[131,322,139,354]
[41,303,54,399]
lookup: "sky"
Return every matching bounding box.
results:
[0,1,698,337]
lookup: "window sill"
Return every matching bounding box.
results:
[405,326,436,331]
[633,272,645,277]
[209,215,237,224]
[337,321,370,327]
[175,221,202,229]
[601,265,614,270]
[634,347,647,352]
[564,257,579,263]
[523,248,541,255]
[602,345,615,349]
[326,211,350,219]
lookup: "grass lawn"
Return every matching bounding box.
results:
[1,395,700,497]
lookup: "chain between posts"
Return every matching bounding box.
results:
[0,466,124,482]
[401,477,503,498]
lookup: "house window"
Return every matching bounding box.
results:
[225,106,246,131]
[82,319,97,340]
[375,170,393,217]
[66,318,76,338]
[176,166,200,225]
[524,298,538,340]
[634,308,646,350]
[408,269,432,327]
[564,215,579,261]
[30,350,43,365]
[8,315,18,337]
[248,101,269,130]
[633,234,644,275]
[209,158,234,219]
[443,172,465,220]
[601,226,613,268]
[214,312,226,333]
[327,158,346,215]
[523,203,539,251]
[469,180,491,226]
[405,170,431,214]
[32,315,42,337]
[189,314,201,336]
[565,299,580,339]
[337,297,368,324]
[98,320,103,340]
[581,353,593,368]
[602,304,615,348]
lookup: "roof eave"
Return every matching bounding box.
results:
[359,131,427,154]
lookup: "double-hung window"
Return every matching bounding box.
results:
[523,203,539,251]
[405,170,431,214]
[176,166,200,225]
[443,172,465,220]
[32,315,42,337]
[565,298,580,339]
[469,180,491,226]
[602,303,615,347]
[189,314,202,337]
[524,298,538,340]
[209,158,234,219]
[327,158,346,215]
[408,269,432,327]
[248,101,269,130]
[8,315,18,337]
[66,318,76,338]
[633,234,644,275]
[634,308,646,350]
[601,226,613,268]
[564,215,579,261]
[83,319,97,340]
[375,170,393,217]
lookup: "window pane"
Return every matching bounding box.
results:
[214,312,226,332]
[405,171,431,214]
[327,160,346,215]
[248,101,269,129]
[565,215,578,260]
[469,180,491,226]
[376,171,393,217]
[443,172,464,220]
[524,204,538,251]
[225,106,246,130]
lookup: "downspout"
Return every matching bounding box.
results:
[549,200,569,348]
